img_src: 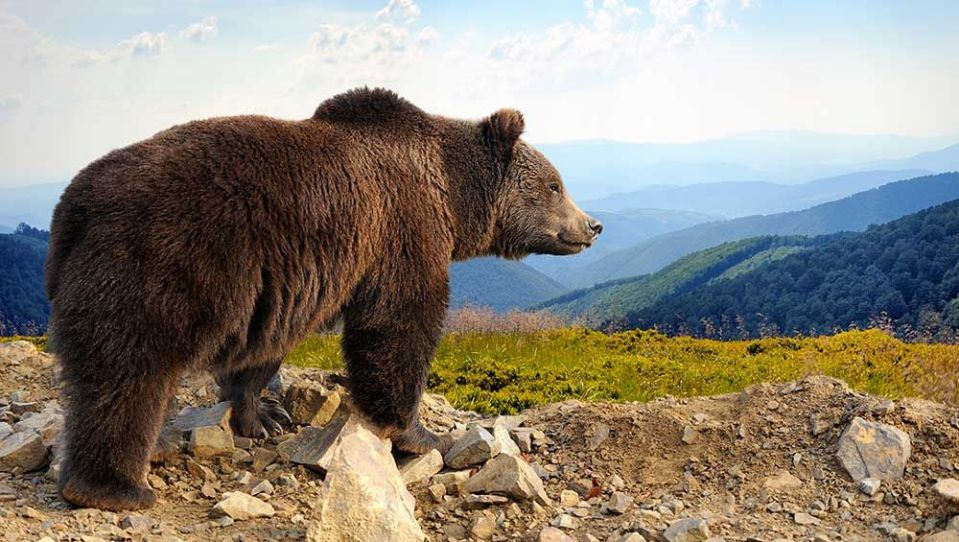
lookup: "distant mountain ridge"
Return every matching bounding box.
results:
[564,172,959,288]
[449,258,567,312]
[630,199,959,339]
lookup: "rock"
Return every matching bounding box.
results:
[836,417,911,481]
[432,470,471,492]
[277,413,357,472]
[444,426,499,469]
[150,424,184,464]
[0,422,11,441]
[588,422,610,450]
[0,430,48,472]
[855,477,881,496]
[809,413,836,435]
[559,489,580,507]
[540,526,577,542]
[120,514,157,532]
[251,447,279,472]
[664,518,711,542]
[463,453,549,504]
[934,478,959,503]
[493,423,521,457]
[14,402,64,447]
[210,492,275,521]
[617,535,647,542]
[763,469,803,491]
[284,382,341,426]
[249,479,274,496]
[173,402,232,434]
[603,491,633,514]
[0,341,38,364]
[470,515,497,539]
[924,531,959,542]
[892,528,917,542]
[551,513,579,529]
[463,494,510,509]
[397,449,444,485]
[511,428,534,453]
[306,419,424,542]
[427,483,446,502]
[189,425,235,458]
[793,512,820,525]
[681,425,698,445]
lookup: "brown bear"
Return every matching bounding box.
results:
[45,87,602,511]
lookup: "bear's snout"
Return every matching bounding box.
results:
[587,216,603,238]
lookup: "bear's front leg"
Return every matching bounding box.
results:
[216,358,292,439]
[342,276,451,455]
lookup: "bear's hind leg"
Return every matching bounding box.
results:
[216,358,291,439]
[59,351,180,511]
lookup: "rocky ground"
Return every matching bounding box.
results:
[4,340,959,541]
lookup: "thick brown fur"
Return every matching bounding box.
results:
[46,87,600,511]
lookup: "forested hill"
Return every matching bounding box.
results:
[449,257,567,312]
[568,172,959,288]
[0,224,49,335]
[630,199,959,339]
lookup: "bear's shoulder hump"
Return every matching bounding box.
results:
[312,87,425,124]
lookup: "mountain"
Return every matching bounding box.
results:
[536,236,813,325]
[540,133,955,200]
[0,182,66,231]
[580,169,928,217]
[449,257,567,312]
[0,224,50,335]
[523,208,721,283]
[631,200,959,339]
[566,172,959,288]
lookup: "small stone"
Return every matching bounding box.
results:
[397,449,444,485]
[511,428,534,453]
[493,423,521,456]
[664,518,711,542]
[463,453,549,504]
[173,402,232,433]
[463,494,510,509]
[189,425,235,458]
[432,470,471,492]
[793,512,820,525]
[249,479,274,496]
[859,477,881,496]
[14,402,64,447]
[539,526,577,542]
[252,447,279,472]
[608,473,626,489]
[559,489,580,507]
[444,426,499,469]
[681,425,698,445]
[890,528,916,542]
[0,430,48,472]
[470,515,497,540]
[603,491,633,515]
[284,382,341,426]
[588,422,610,450]
[551,513,579,530]
[120,514,157,532]
[935,478,959,503]
[277,413,357,472]
[763,469,803,491]
[211,492,275,521]
[617,535,647,542]
[427,483,446,502]
[836,417,911,481]
[923,531,959,542]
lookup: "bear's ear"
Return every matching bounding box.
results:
[482,108,525,164]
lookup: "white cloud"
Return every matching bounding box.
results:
[0,95,21,112]
[376,0,420,23]
[179,16,218,42]
[121,31,165,56]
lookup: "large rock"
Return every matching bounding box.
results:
[0,431,49,472]
[284,382,341,426]
[397,449,444,485]
[210,492,275,521]
[836,417,911,481]
[306,420,424,542]
[277,413,359,473]
[444,426,499,469]
[463,453,549,504]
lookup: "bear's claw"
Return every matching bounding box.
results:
[393,423,453,455]
[231,397,292,440]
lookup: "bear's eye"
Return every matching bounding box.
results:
[548,182,561,194]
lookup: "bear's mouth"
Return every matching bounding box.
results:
[558,234,593,250]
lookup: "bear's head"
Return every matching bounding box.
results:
[482,109,602,259]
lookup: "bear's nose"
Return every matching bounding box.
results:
[587,217,603,237]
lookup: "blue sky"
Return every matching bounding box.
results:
[1,0,958,186]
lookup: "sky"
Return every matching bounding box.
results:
[1,0,958,186]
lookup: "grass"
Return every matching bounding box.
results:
[8,328,959,416]
[285,328,959,415]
